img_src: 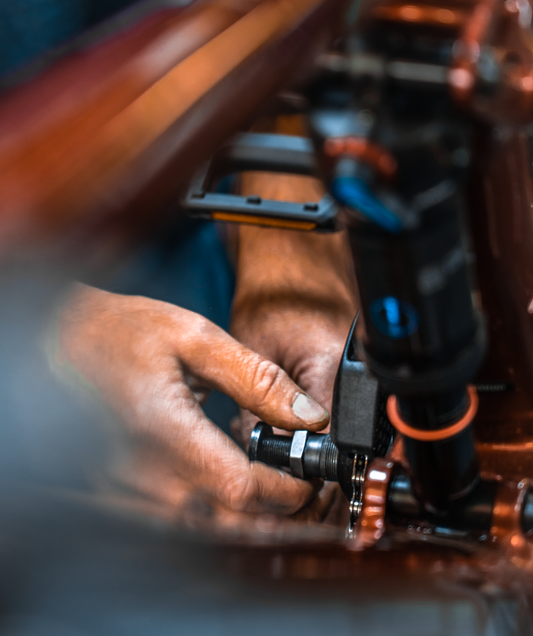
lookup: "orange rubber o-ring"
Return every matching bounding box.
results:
[386,386,478,442]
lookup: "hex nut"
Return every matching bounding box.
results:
[289,430,309,479]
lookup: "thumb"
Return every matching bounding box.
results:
[177,319,329,432]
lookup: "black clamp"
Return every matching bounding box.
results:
[331,315,395,460]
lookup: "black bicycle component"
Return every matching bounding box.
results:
[182,133,339,231]
[331,314,395,460]
[249,423,355,500]
[344,195,484,510]
[181,4,533,542]
[306,25,486,513]
[248,423,533,541]
[387,468,502,538]
[249,415,394,504]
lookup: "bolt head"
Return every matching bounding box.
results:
[249,422,273,461]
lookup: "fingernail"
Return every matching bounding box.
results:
[292,393,328,425]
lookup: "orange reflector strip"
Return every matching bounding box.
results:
[211,212,317,231]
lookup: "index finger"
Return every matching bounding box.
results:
[177,317,330,432]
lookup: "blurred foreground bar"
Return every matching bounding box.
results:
[0,0,347,260]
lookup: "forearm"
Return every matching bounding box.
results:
[233,172,357,325]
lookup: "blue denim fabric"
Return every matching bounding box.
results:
[0,0,135,78]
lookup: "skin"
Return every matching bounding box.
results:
[231,172,358,442]
[56,117,357,533]
[230,170,358,526]
[57,285,331,528]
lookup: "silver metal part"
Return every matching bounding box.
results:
[348,453,369,537]
[289,430,308,479]
[316,52,449,86]
[386,60,447,84]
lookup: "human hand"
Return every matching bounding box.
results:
[230,171,358,527]
[231,172,358,444]
[54,284,331,528]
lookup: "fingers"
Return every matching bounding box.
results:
[230,413,257,450]
[181,411,321,515]
[287,348,346,427]
[57,289,329,519]
[126,381,321,515]
[176,316,329,432]
[229,330,349,444]
[290,482,341,524]
[113,457,343,542]
[115,436,320,517]
[217,351,328,431]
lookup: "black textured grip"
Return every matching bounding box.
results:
[319,436,340,481]
[248,424,358,501]
[256,436,291,468]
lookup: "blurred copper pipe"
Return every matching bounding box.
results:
[0,0,348,258]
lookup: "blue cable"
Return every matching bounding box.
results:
[332,176,403,233]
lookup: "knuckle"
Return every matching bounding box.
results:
[184,313,211,338]
[222,469,259,513]
[249,359,285,407]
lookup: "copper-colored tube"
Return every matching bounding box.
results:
[0,0,348,256]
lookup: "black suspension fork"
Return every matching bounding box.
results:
[344,186,485,512]
[308,89,486,512]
